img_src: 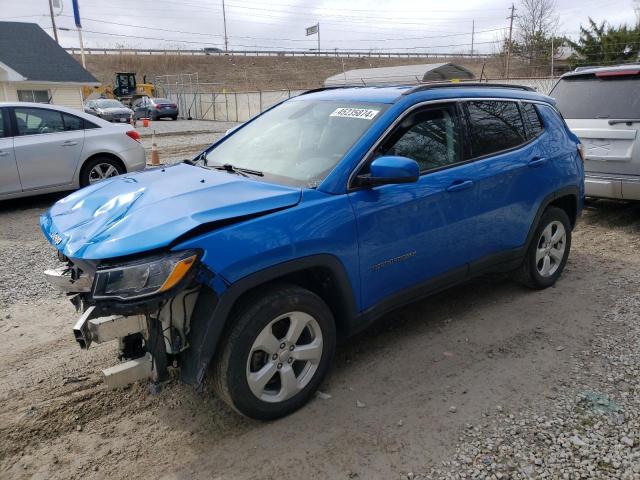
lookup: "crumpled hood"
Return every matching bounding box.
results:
[40,163,302,260]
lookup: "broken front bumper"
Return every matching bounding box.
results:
[73,306,156,388]
[44,265,92,293]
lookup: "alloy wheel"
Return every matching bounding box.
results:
[88,163,120,184]
[246,311,323,403]
[535,220,566,277]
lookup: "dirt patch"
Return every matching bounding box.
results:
[0,199,639,479]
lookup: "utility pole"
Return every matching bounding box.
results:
[470,20,475,57]
[222,0,228,51]
[550,36,555,77]
[506,3,516,79]
[48,0,59,44]
[317,22,320,52]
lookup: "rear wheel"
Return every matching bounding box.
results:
[517,206,571,289]
[212,284,336,420]
[80,157,124,187]
[171,115,178,121]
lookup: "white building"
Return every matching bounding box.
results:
[0,22,99,110]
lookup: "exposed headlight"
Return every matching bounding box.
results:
[92,250,198,300]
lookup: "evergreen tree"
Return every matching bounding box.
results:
[567,18,640,68]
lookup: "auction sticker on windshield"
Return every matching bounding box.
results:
[330,107,380,120]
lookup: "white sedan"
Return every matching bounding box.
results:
[0,102,146,200]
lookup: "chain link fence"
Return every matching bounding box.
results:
[155,75,558,122]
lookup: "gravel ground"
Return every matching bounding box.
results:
[137,119,240,165]
[0,194,639,479]
[135,119,238,138]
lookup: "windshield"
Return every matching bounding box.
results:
[204,99,388,187]
[154,98,173,104]
[95,99,125,108]
[551,74,640,119]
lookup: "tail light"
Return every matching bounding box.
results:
[126,130,141,142]
[577,143,586,162]
[156,105,162,110]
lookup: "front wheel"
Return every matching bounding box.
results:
[211,284,336,420]
[517,206,572,289]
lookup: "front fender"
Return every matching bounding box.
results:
[176,190,361,386]
[180,254,358,386]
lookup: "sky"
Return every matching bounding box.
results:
[1,0,637,53]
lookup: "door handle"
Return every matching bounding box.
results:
[61,141,78,146]
[446,180,474,192]
[0,151,8,157]
[528,157,548,167]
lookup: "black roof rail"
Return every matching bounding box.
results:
[402,82,535,95]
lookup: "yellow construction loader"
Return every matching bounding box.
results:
[83,72,155,106]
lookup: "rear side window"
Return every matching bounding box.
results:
[465,101,527,158]
[14,107,64,135]
[551,74,640,119]
[0,109,5,138]
[84,119,100,129]
[521,103,544,138]
[62,113,84,131]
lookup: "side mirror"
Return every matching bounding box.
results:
[356,156,419,187]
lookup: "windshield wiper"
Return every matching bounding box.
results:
[213,164,264,177]
[183,150,209,167]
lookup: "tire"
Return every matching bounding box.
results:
[211,284,336,420]
[171,115,178,121]
[79,156,124,188]
[516,206,572,289]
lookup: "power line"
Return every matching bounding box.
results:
[64,15,507,43]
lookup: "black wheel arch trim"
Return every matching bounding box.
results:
[525,185,580,250]
[180,254,358,387]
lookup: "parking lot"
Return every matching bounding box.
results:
[1,180,639,478]
[136,119,239,165]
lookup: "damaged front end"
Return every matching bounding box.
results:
[45,249,206,389]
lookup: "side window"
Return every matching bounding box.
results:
[466,101,527,158]
[62,113,84,131]
[14,108,64,136]
[521,102,544,139]
[375,105,461,172]
[0,109,5,138]
[17,89,50,103]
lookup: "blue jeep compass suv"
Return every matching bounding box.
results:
[42,83,584,419]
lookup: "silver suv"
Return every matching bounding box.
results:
[550,64,640,200]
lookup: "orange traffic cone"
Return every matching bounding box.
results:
[150,130,160,166]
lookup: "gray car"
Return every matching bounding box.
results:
[85,98,133,123]
[0,102,146,200]
[551,64,640,201]
[132,97,179,120]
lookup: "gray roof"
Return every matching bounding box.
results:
[325,63,475,87]
[0,22,98,84]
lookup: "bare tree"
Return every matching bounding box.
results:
[515,0,560,74]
